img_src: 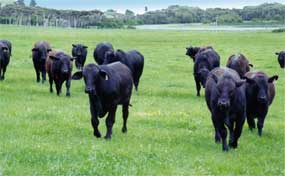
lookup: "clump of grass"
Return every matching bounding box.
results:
[272,28,285,33]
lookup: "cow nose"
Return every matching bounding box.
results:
[258,96,267,103]
[63,69,69,73]
[218,100,230,108]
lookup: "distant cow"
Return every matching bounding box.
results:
[275,51,285,68]
[46,50,74,96]
[193,47,220,96]
[244,71,278,136]
[72,44,88,70]
[93,42,114,65]
[226,54,253,77]
[205,67,246,151]
[72,62,133,139]
[0,40,12,80]
[186,46,213,62]
[104,49,144,91]
[32,41,52,83]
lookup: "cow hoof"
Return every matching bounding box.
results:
[222,147,229,152]
[229,142,237,149]
[94,132,101,138]
[215,137,221,143]
[258,130,262,137]
[122,127,127,133]
[104,135,111,140]
[66,93,70,97]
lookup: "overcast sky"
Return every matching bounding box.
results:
[25,0,285,14]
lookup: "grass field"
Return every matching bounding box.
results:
[0,25,284,175]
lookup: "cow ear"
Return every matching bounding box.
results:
[72,71,83,80]
[242,76,255,84]
[83,45,88,49]
[186,47,189,50]
[249,64,253,67]
[211,74,218,83]
[49,56,60,61]
[32,48,39,52]
[275,52,280,55]
[47,49,52,52]
[268,75,278,83]
[99,69,109,81]
[72,44,77,48]
[236,80,246,87]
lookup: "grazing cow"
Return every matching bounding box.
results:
[72,62,133,139]
[72,44,88,70]
[185,46,213,62]
[226,54,253,77]
[275,51,285,68]
[93,42,114,65]
[205,67,246,151]
[244,71,278,136]
[194,47,220,96]
[103,49,144,91]
[0,40,12,80]
[46,50,74,96]
[32,41,52,83]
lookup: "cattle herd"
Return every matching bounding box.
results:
[0,38,283,151]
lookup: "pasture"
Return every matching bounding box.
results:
[0,25,284,175]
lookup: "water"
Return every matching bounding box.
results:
[135,23,285,31]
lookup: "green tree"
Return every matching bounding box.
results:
[30,0,37,7]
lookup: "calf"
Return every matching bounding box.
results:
[0,40,12,80]
[93,42,114,65]
[72,62,133,139]
[194,48,220,96]
[46,50,74,96]
[72,44,88,70]
[185,46,213,62]
[244,71,278,136]
[205,67,246,151]
[32,41,52,83]
[226,53,253,77]
[275,51,285,68]
[103,49,144,91]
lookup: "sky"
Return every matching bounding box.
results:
[23,0,285,14]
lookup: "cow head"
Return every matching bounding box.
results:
[212,74,245,111]
[32,45,52,62]
[103,50,120,64]
[72,44,88,69]
[244,74,278,104]
[0,45,9,61]
[276,51,285,68]
[186,46,200,61]
[50,53,74,76]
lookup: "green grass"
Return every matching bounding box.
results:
[0,25,284,175]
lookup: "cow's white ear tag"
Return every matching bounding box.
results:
[105,75,109,81]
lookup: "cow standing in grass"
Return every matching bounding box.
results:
[205,67,246,151]
[32,41,52,83]
[275,51,285,68]
[46,50,74,97]
[72,62,133,139]
[226,53,253,77]
[244,71,278,136]
[0,40,12,80]
[72,44,88,70]
[185,46,213,62]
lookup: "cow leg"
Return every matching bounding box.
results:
[257,114,267,137]
[0,68,2,80]
[89,96,101,138]
[55,81,62,96]
[194,76,201,96]
[211,115,221,143]
[105,106,117,139]
[34,64,40,83]
[218,123,228,151]
[1,66,6,80]
[48,74,53,93]
[247,113,255,131]
[122,103,129,133]
[231,116,245,148]
[66,78,71,97]
[228,119,235,148]
[41,70,46,84]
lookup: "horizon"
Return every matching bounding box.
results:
[20,0,285,14]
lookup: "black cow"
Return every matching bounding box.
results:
[72,62,133,139]
[275,51,285,68]
[0,40,12,80]
[194,48,220,96]
[72,44,88,70]
[32,41,52,83]
[93,42,114,65]
[205,67,246,151]
[226,53,253,77]
[244,71,278,136]
[103,49,144,91]
[186,46,213,62]
[46,50,74,97]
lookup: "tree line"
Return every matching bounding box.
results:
[0,1,284,28]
